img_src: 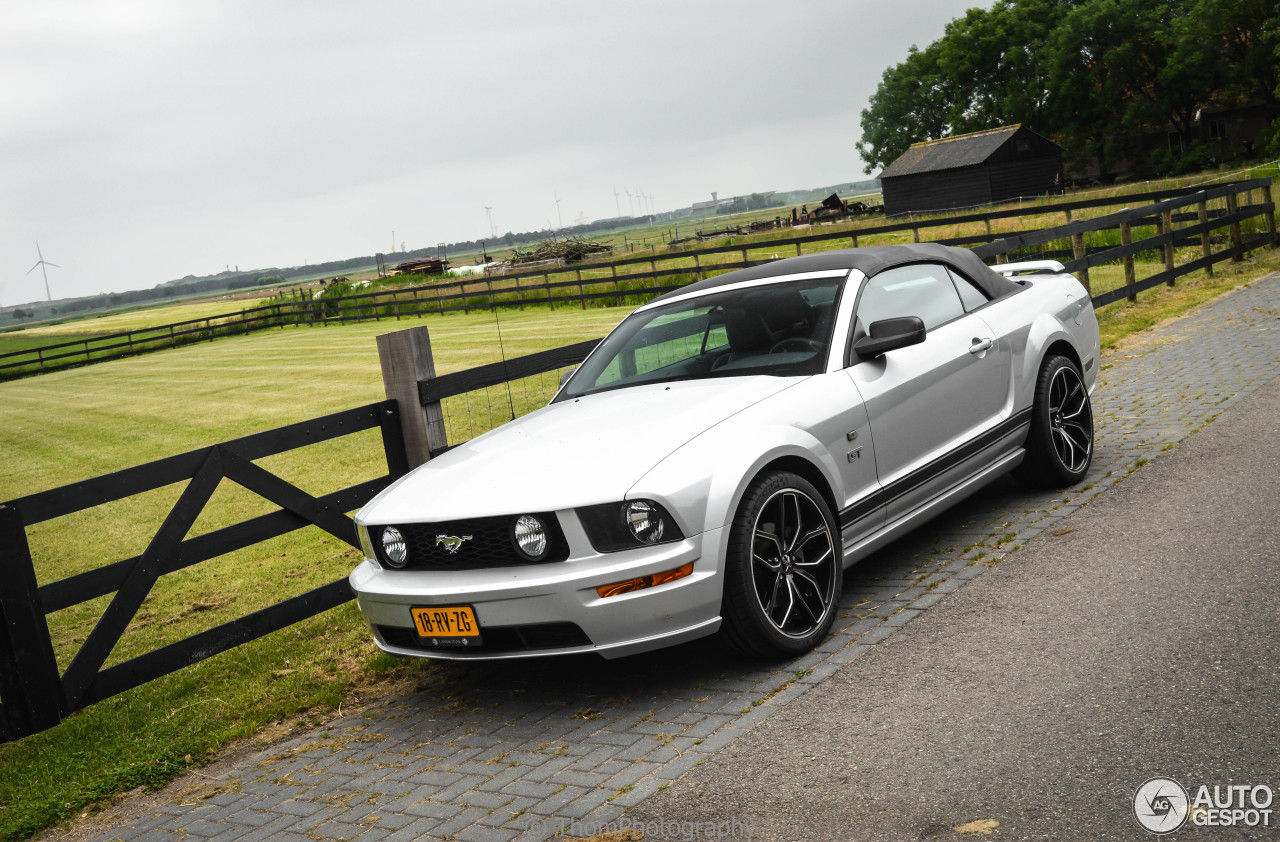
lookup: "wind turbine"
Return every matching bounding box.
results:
[625,189,634,217]
[27,241,59,301]
[613,186,621,218]
[553,188,563,230]
[485,206,496,238]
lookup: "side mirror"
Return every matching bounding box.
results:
[853,316,926,359]
[559,367,577,387]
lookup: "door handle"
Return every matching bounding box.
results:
[969,337,994,354]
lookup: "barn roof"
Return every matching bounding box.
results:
[879,124,1031,179]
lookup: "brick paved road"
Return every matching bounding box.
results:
[89,273,1280,842]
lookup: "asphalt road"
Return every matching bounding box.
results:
[631,373,1280,840]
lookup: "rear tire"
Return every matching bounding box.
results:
[1014,354,1094,488]
[720,471,842,658]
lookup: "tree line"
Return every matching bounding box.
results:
[856,0,1278,181]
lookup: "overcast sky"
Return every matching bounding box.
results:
[2,0,984,304]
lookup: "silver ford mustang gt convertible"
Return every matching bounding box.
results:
[350,244,1099,660]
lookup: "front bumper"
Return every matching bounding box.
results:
[349,524,725,660]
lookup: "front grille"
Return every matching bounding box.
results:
[372,513,570,571]
[377,622,592,654]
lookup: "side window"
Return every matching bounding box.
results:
[947,268,990,312]
[855,264,965,333]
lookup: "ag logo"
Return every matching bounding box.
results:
[1134,777,1189,834]
[435,534,472,554]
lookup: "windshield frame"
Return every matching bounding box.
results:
[553,271,851,402]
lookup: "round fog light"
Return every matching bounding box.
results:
[624,500,665,544]
[381,526,408,568]
[514,515,548,560]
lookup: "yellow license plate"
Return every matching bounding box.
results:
[410,605,481,646]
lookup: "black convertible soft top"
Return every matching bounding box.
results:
[651,243,1019,304]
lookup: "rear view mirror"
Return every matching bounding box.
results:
[854,316,926,359]
[559,368,577,387]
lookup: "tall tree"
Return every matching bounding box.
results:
[856,43,955,173]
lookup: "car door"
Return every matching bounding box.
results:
[844,262,1013,523]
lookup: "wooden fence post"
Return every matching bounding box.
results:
[912,226,921,244]
[1262,182,1278,247]
[1120,221,1137,302]
[1226,192,1244,262]
[377,326,447,470]
[0,503,66,739]
[649,259,657,288]
[693,253,703,281]
[544,273,555,310]
[984,218,993,237]
[517,277,526,311]
[1064,207,1073,224]
[1198,196,1214,277]
[576,269,586,310]
[610,265,620,306]
[1071,233,1090,294]
[794,242,802,257]
[1161,209,1175,285]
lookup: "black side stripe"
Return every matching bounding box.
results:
[839,407,1032,529]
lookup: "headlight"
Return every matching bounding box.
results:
[579,499,684,553]
[624,500,665,543]
[513,514,548,560]
[380,526,408,568]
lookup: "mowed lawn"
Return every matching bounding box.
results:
[5,296,280,340]
[0,305,627,841]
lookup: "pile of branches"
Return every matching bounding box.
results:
[508,237,613,265]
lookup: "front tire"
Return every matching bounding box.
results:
[720,471,842,658]
[1015,354,1094,488]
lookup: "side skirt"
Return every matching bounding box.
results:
[840,448,1025,568]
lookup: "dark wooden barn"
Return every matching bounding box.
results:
[878,125,1064,217]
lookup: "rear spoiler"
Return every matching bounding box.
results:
[993,260,1066,277]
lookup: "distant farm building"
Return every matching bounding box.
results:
[878,125,1064,216]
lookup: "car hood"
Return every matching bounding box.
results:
[358,376,799,523]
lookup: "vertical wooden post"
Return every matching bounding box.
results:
[693,253,703,281]
[544,273,555,310]
[995,252,1008,265]
[576,269,586,310]
[1071,233,1090,294]
[649,259,657,288]
[1226,192,1244,261]
[794,242,802,257]
[1262,182,1278,246]
[1161,209,1175,285]
[0,503,67,738]
[611,265,620,306]
[741,248,748,265]
[1198,197,1214,277]
[984,218,993,237]
[912,226,921,244]
[516,277,525,311]
[851,234,859,248]
[1064,207,1073,224]
[1120,221,1137,302]
[169,324,177,347]
[377,326,447,469]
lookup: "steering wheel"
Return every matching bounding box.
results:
[769,337,822,354]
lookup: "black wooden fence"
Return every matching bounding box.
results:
[0,179,1275,742]
[4,179,1273,380]
[0,403,408,741]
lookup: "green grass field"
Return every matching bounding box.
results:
[0,165,1276,840]
[0,306,629,841]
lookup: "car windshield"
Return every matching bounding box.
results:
[559,276,844,399]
